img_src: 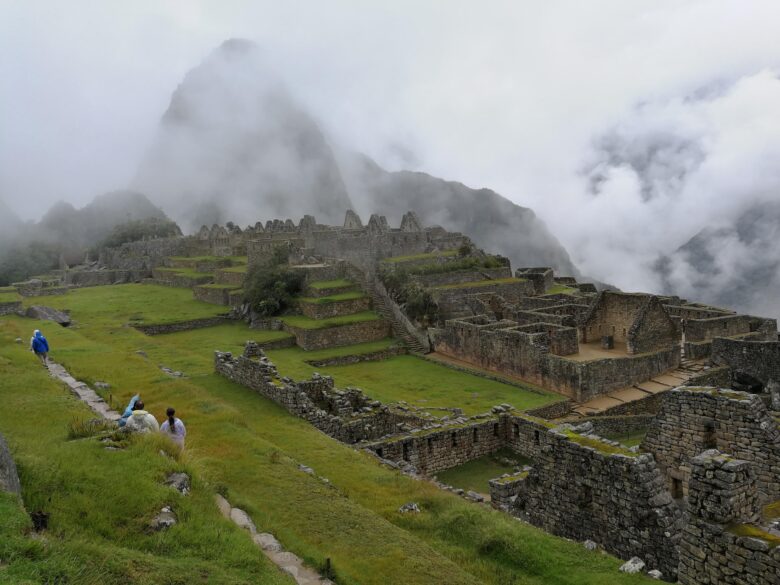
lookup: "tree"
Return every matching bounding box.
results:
[243,247,303,316]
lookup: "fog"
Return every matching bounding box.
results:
[2,1,780,314]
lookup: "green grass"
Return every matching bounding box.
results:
[275,354,560,415]
[155,267,214,280]
[307,278,354,290]
[436,448,530,494]
[280,311,381,330]
[431,277,526,290]
[21,284,227,326]
[198,283,241,290]
[562,430,638,457]
[0,291,21,303]
[546,284,578,295]
[0,284,650,585]
[0,285,18,293]
[297,291,366,304]
[603,430,647,448]
[382,250,459,264]
[221,265,248,273]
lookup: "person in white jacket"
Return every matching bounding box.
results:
[160,407,186,448]
[124,400,159,433]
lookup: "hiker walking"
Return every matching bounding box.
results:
[30,329,49,366]
[124,400,160,433]
[160,407,186,448]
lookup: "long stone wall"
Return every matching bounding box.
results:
[0,301,21,316]
[684,314,752,342]
[411,267,512,288]
[284,319,390,351]
[641,387,780,500]
[214,348,424,443]
[133,316,230,335]
[299,297,371,320]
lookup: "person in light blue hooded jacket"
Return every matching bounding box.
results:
[118,394,141,428]
[29,330,49,366]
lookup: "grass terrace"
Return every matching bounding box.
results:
[168,255,248,264]
[280,311,380,330]
[436,448,531,495]
[0,284,649,584]
[198,283,241,290]
[297,291,366,304]
[546,284,579,295]
[221,265,249,273]
[0,291,21,303]
[604,429,647,448]
[431,277,526,290]
[307,278,354,290]
[381,250,459,264]
[155,267,214,280]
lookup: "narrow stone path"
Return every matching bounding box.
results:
[215,494,333,585]
[47,360,332,585]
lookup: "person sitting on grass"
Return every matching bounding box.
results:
[124,400,160,433]
[117,394,141,428]
[29,329,49,366]
[160,407,186,448]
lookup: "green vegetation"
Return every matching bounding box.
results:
[381,250,459,264]
[297,291,366,304]
[221,265,248,273]
[21,283,227,326]
[199,283,241,290]
[0,291,21,303]
[308,278,353,290]
[604,429,647,448]
[436,448,530,494]
[431,277,526,291]
[244,249,304,316]
[280,311,381,330]
[0,285,649,584]
[546,284,578,295]
[97,217,181,250]
[728,523,780,548]
[562,430,638,457]
[274,354,560,415]
[155,267,214,280]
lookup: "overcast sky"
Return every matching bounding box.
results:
[2,1,780,294]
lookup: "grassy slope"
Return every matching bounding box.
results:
[0,291,21,303]
[4,285,648,585]
[545,285,578,295]
[0,323,290,585]
[297,291,366,304]
[432,277,526,290]
[307,279,353,290]
[382,250,459,264]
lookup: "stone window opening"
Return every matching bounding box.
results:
[703,420,717,449]
[671,477,683,500]
[402,442,410,462]
[493,423,499,437]
[534,430,540,445]
[473,428,479,443]
[451,432,457,447]
[513,423,520,438]
[427,437,433,452]
[376,447,383,459]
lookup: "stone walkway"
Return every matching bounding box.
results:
[215,494,333,585]
[570,358,707,417]
[47,360,331,585]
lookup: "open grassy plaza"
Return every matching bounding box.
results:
[0,284,650,585]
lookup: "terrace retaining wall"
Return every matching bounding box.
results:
[299,297,370,320]
[133,316,230,335]
[284,319,390,351]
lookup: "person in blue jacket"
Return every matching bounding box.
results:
[30,330,49,366]
[118,394,141,428]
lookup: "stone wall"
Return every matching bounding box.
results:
[365,417,509,475]
[581,415,655,438]
[283,319,390,351]
[642,387,780,499]
[711,337,780,386]
[305,346,406,367]
[506,424,682,578]
[685,315,752,342]
[215,348,424,443]
[0,432,21,495]
[412,267,512,288]
[588,392,666,417]
[133,316,229,335]
[524,399,572,419]
[0,301,21,316]
[515,267,554,295]
[298,296,371,320]
[64,269,145,287]
[193,286,235,306]
[678,451,780,585]
[214,269,246,287]
[433,279,535,321]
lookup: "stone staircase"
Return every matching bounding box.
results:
[342,263,428,354]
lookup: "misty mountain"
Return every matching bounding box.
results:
[342,154,579,275]
[134,39,353,229]
[656,200,780,317]
[132,39,577,275]
[0,199,22,241]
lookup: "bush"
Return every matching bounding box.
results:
[244,248,303,316]
[97,217,182,250]
[403,283,439,326]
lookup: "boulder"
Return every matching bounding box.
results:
[149,506,177,531]
[164,472,191,495]
[0,433,21,495]
[619,557,646,574]
[25,306,71,327]
[398,502,421,514]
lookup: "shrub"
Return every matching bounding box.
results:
[97,217,182,250]
[244,248,303,316]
